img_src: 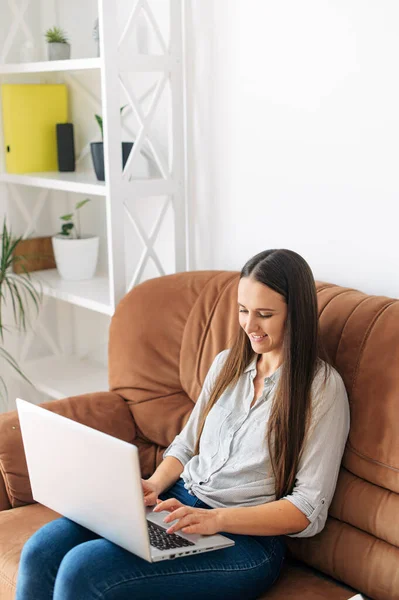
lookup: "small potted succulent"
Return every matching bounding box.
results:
[52,199,99,281]
[90,106,133,181]
[45,26,71,61]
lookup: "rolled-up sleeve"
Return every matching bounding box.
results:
[163,350,228,467]
[283,367,350,538]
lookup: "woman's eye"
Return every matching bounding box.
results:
[239,309,272,319]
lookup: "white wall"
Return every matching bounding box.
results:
[186,0,399,298]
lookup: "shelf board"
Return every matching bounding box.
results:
[31,269,113,315]
[0,171,106,195]
[22,355,109,399]
[0,57,101,75]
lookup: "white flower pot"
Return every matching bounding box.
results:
[48,42,71,61]
[52,235,99,281]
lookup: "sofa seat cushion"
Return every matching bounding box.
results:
[0,504,59,600]
[260,560,358,599]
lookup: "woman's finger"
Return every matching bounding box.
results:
[163,506,191,523]
[181,524,200,534]
[165,514,196,534]
[153,498,184,512]
[144,494,157,506]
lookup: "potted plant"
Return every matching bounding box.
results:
[45,26,71,61]
[0,219,42,404]
[52,199,99,281]
[90,106,133,181]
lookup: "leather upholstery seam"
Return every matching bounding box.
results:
[346,443,399,473]
[0,462,13,508]
[318,289,356,320]
[327,514,398,556]
[195,274,239,388]
[179,272,226,391]
[0,569,16,588]
[350,300,396,398]
[125,390,184,405]
[334,296,372,366]
[316,283,334,293]
[346,300,397,470]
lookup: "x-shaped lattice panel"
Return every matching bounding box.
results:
[116,0,176,287]
[1,0,34,63]
[124,195,171,289]
[8,184,49,238]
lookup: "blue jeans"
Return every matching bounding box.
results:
[16,479,285,600]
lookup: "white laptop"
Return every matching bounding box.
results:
[16,398,234,562]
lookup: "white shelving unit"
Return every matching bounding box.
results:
[0,0,187,401]
[0,171,106,195]
[0,57,101,74]
[22,355,109,399]
[30,269,112,315]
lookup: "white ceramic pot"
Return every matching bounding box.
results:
[48,42,71,61]
[52,235,99,281]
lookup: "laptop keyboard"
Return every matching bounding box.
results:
[147,520,195,551]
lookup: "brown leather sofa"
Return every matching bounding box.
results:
[0,271,398,600]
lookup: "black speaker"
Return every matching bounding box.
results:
[56,123,75,172]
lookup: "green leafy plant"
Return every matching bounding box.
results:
[45,26,69,44]
[95,105,127,140]
[0,220,42,401]
[58,199,91,239]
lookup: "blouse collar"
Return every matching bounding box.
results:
[244,355,282,384]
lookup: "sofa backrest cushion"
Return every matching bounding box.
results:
[316,283,399,493]
[109,271,240,450]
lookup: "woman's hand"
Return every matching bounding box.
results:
[142,478,160,507]
[153,498,223,535]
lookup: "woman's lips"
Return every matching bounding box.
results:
[250,333,268,343]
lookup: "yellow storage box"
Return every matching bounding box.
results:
[1,84,68,173]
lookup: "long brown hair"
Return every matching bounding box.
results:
[194,249,328,499]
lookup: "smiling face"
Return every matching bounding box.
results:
[238,276,288,360]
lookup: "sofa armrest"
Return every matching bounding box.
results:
[0,391,137,509]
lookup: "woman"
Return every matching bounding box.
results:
[16,249,350,600]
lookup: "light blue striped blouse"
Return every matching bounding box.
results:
[164,349,350,538]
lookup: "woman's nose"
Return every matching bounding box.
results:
[246,314,259,333]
